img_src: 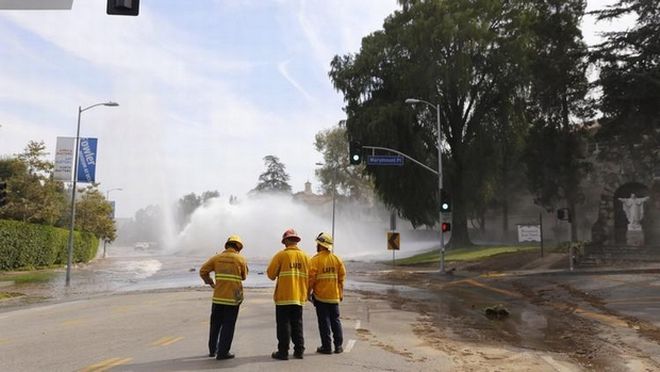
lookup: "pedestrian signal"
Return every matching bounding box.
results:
[349,142,362,165]
[441,222,451,232]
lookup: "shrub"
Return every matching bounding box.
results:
[0,219,97,271]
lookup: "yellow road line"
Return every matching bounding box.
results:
[61,318,88,326]
[80,357,132,372]
[111,306,131,313]
[479,272,509,278]
[607,296,660,304]
[461,278,522,298]
[0,338,10,345]
[161,336,184,346]
[574,308,629,328]
[151,336,184,346]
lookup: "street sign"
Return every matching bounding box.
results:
[387,232,400,250]
[54,137,75,181]
[367,155,404,166]
[517,224,541,242]
[77,138,98,183]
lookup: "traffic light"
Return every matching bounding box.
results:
[440,189,451,212]
[107,0,140,16]
[349,142,363,165]
[0,181,7,207]
[441,222,451,233]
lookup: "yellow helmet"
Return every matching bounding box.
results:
[225,235,244,250]
[315,232,333,250]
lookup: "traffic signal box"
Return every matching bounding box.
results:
[349,142,363,165]
[556,208,571,222]
[441,222,451,232]
[107,0,140,16]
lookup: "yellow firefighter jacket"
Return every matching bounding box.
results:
[200,248,248,306]
[267,245,311,306]
[309,250,346,304]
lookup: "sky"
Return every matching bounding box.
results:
[0,0,633,218]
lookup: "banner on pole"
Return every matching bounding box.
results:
[77,138,98,183]
[54,137,75,181]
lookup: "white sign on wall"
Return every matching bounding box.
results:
[517,225,542,242]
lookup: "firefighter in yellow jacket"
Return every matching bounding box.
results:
[267,228,311,360]
[199,235,248,360]
[309,232,346,354]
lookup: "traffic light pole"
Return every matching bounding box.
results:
[436,103,445,274]
[363,132,447,273]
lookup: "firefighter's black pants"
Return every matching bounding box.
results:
[314,300,343,349]
[275,304,304,354]
[209,303,239,356]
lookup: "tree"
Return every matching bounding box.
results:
[174,190,220,230]
[253,155,292,194]
[175,193,202,230]
[329,0,532,246]
[592,0,660,178]
[314,122,373,201]
[0,141,66,225]
[201,190,220,204]
[76,185,116,242]
[524,0,593,242]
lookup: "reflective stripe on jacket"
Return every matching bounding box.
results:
[309,250,345,304]
[267,245,310,306]
[199,248,248,306]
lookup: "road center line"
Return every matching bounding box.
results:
[345,339,356,353]
[81,357,132,372]
[161,336,185,346]
[151,336,185,346]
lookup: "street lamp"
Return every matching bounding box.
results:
[103,188,123,259]
[405,97,446,273]
[315,161,337,247]
[65,101,119,287]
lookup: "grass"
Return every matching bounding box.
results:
[0,270,57,284]
[393,245,539,266]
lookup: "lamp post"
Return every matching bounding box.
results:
[103,188,122,258]
[315,161,337,245]
[65,101,119,287]
[405,98,445,273]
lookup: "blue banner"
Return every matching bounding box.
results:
[77,138,98,183]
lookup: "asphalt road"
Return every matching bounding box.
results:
[0,288,449,372]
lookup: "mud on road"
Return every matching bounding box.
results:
[348,260,660,371]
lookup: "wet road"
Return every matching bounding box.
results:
[367,267,660,370]
[5,246,660,370]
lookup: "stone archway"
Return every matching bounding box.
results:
[613,182,650,245]
[591,178,658,247]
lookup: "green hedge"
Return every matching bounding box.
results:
[0,219,97,271]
